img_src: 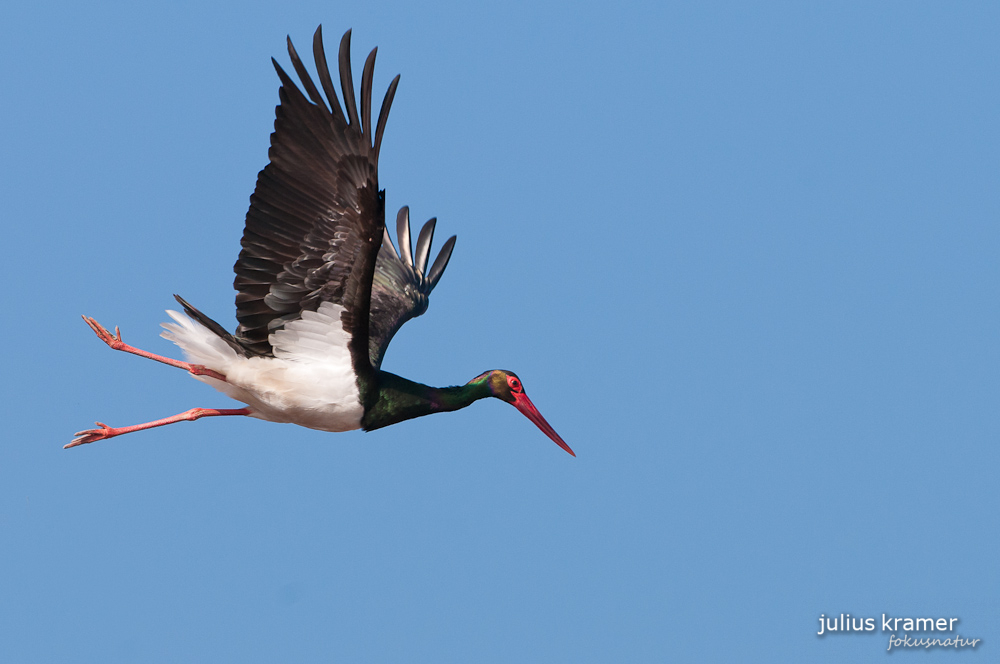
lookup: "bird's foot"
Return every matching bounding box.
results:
[65,422,119,449]
[79,315,227,382]
[64,407,252,449]
[83,316,125,351]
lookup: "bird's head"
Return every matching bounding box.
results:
[470,370,575,456]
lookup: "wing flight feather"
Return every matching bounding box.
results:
[231,27,457,377]
[369,207,456,369]
[233,27,395,378]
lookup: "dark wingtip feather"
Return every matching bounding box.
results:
[313,25,345,123]
[413,218,436,275]
[271,57,298,94]
[374,74,399,166]
[381,226,399,261]
[286,34,326,109]
[361,47,377,141]
[426,235,457,289]
[396,206,413,267]
[338,29,359,128]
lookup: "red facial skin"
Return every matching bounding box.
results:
[505,374,575,457]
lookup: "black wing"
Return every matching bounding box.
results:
[232,26,399,384]
[369,206,456,369]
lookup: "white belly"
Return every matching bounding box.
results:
[160,301,364,432]
[213,355,363,431]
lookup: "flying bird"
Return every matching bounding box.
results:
[68,26,573,456]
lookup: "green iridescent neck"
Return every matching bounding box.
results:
[361,371,493,431]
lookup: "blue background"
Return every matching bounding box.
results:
[3,1,998,661]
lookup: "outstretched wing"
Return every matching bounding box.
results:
[232,26,399,387]
[369,206,456,369]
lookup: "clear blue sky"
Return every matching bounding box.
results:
[3,1,998,661]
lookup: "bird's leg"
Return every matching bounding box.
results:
[82,315,227,382]
[65,407,252,449]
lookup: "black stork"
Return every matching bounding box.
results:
[68,27,574,456]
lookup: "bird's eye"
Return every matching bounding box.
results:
[508,376,522,392]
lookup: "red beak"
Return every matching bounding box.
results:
[512,392,575,457]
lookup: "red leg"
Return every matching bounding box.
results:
[66,407,252,449]
[82,316,227,382]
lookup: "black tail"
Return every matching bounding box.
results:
[172,294,255,357]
